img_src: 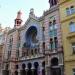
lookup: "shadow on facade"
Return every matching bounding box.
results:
[2,64,9,75]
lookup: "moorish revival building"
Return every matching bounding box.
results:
[0,25,4,74]
[2,0,64,75]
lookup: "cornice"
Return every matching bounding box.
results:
[60,15,75,23]
[8,28,16,34]
[58,0,71,5]
[43,5,59,16]
[38,5,59,22]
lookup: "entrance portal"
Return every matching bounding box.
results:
[34,62,39,75]
[20,63,26,75]
[51,57,61,75]
[27,63,32,75]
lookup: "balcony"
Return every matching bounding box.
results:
[45,46,63,55]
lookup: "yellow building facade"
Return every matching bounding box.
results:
[59,0,75,75]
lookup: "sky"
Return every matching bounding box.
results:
[0,0,49,28]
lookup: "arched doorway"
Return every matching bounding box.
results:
[34,62,39,75]
[14,65,18,75]
[50,57,61,75]
[42,61,45,75]
[14,71,18,75]
[27,63,32,75]
[20,63,26,75]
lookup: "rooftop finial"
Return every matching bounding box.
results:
[30,8,34,15]
[16,10,22,19]
[14,10,22,28]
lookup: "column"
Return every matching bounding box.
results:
[38,63,42,75]
[25,65,28,75]
[18,69,20,75]
[31,64,34,75]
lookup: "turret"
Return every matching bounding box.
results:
[14,10,22,28]
[49,0,58,8]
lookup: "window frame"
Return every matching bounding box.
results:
[70,6,75,14]
[72,42,75,54]
[72,68,75,75]
[69,22,75,32]
[66,7,71,16]
[66,6,75,16]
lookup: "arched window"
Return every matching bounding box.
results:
[5,64,9,70]
[66,6,75,15]
[27,63,32,75]
[70,6,75,14]
[66,8,70,15]
[69,22,75,32]
[42,61,45,75]
[22,63,26,70]
[15,65,18,69]
[34,62,39,75]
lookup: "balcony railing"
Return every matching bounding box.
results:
[45,46,63,55]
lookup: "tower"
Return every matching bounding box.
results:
[49,0,58,7]
[14,10,22,28]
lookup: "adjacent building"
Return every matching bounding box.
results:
[0,25,4,74]
[59,0,75,75]
[0,25,10,75]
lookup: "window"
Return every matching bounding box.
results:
[54,37,58,48]
[49,31,53,37]
[26,49,29,56]
[22,48,25,57]
[35,49,37,54]
[9,36,13,45]
[53,19,56,25]
[17,21,19,24]
[49,19,58,51]
[49,20,57,37]
[54,29,57,36]
[49,37,58,50]
[72,42,75,54]
[69,22,75,32]
[73,68,75,75]
[66,8,71,15]
[66,6,75,16]
[9,37,13,50]
[31,49,34,55]
[43,27,45,31]
[70,6,75,14]
[8,51,11,59]
[16,50,19,58]
[49,38,54,50]
[42,42,45,50]
[22,51,26,57]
